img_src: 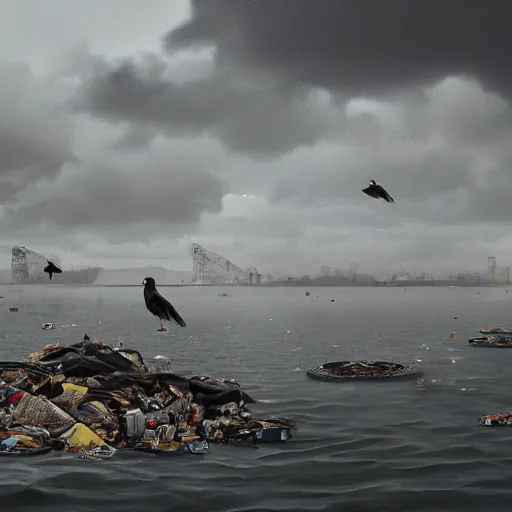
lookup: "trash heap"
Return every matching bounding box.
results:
[0,337,296,459]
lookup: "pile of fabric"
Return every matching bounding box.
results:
[0,337,296,459]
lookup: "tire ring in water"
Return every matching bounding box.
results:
[306,360,420,382]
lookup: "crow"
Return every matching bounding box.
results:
[43,260,63,280]
[142,277,186,331]
[362,180,395,203]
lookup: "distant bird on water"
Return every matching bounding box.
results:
[142,277,186,332]
[362,180,395,203]
[43,260,62,280]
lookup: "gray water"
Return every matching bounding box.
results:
[1,284,512,512]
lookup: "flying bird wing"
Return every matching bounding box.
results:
[376,184,395,203]
[362,185,381,199]
[144,288,187,327]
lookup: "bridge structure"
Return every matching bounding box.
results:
[191,243,261,284]
[11,246,52,284]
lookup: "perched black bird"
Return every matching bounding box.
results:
[362,180,395,203]
[142,277,186,331]
[43,260,62,280]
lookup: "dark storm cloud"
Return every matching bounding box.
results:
[0,62,77,203]
[166,0,512,100]
[68,51,336,158]
[0,159,226,239]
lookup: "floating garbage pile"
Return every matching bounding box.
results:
[468,337,512,348]
[0,337,296,459]
[306,360,420,382]
[479,412,512,426]
[467,327,512,348]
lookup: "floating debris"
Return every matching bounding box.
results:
[0,337,296,458]
[41,322,55,330]
[469,337,512,348]
[306,360,420,382]
[480,413,512,426]
[479,327,512,335]
[8,308,18,313]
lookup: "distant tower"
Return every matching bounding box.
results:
[488,256,496,283]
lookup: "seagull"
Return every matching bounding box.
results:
[43,260,63,280]
[142,277,187,332]
[362,180,395,203]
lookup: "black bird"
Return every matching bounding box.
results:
[142,277,186,331]
[362,180,395,203]
[43,260,63,280]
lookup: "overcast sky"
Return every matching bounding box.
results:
[1,0,511,278]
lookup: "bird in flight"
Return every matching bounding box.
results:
[43,260,62,280]
[362,180,395,203]
[142,277,187,332]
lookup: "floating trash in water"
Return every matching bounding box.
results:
[41,322,55,330]
[9,308,18,312]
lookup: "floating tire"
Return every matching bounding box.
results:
[306,360,419,382]
[468,337,512,348]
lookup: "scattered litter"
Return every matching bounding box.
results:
[0,336,297,458]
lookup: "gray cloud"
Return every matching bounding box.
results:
[0,62,77,203]
[67,50,340,159]
[0,151,226,241]
[166,0,512,101]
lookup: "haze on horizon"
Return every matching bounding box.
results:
[0,0,511,278]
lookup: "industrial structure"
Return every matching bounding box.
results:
[191,243,262,285]
[11,246,50,284]
[10,246,101,284]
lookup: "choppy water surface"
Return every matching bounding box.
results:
[1,284,512,511]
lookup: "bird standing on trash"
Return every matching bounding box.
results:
[43,260,62,280]
[362,180,395,203]
[142,277,186,332]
